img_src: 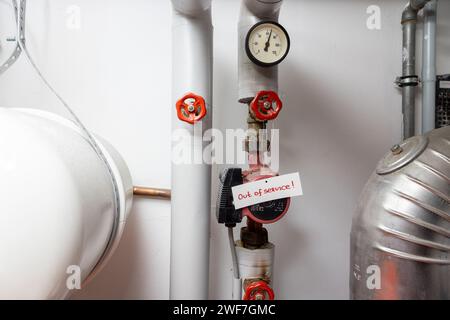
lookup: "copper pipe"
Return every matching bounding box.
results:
[133,186,171,200]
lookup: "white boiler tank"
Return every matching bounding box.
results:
[0,107,133,299]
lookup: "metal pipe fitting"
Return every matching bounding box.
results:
[409,0,431,10]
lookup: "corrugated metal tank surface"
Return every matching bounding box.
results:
[350,126,450,300]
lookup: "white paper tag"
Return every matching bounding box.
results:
[232,173,303,210]
[440,81,450,89]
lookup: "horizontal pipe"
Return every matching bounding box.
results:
[133,186,171,200]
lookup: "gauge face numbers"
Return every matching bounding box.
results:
[247,198,290,223]
[245,21,290,67]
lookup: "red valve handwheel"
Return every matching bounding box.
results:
[250,91,283,121]
[243,281,275,300]
[176,93,207,124]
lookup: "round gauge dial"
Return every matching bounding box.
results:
[245,21,290,67]
[245,197,290,224]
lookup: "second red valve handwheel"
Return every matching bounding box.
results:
[250,91,283,121]
[243,280,275,300]
[176,93,207,124]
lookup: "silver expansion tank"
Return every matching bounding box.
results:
[350,126,449,299]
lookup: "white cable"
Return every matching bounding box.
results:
[228,227,240,280]
[0,1,22,74]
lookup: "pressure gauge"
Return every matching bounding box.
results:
[245,21,290,67]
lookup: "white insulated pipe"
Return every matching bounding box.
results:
[171,0,211,15]
[238,0,282,103]
[236,243,275,297]
[422,0,437,134]
[170,0,213,300]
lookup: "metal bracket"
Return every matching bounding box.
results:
[395,75,420,88]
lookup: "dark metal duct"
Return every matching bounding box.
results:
[350,126,450,299]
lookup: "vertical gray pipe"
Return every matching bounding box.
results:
[401,6,418,139]
[399,1,431,139]
[422,0,437,134]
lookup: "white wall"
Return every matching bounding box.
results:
[0,0,449,299]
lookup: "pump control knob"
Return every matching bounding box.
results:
[176,93,207,124]
[250,91,283,121]
[243,281,275,300]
